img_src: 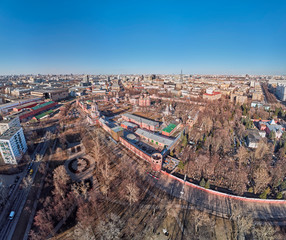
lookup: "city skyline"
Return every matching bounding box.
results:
[0,0,285,75]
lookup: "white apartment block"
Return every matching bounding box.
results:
[276,84,286,101]
[0,116,21,135]
[0,127,27,164]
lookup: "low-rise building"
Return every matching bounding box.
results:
[246,130,261,148]
[162,123,179,136]
[31,88,69,101]
[122,113,159,131]
[203,88,221,101]
[135,128,173,148]
[121,121,138,131]
[258,119,284,139]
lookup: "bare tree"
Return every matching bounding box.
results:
[125,182,140,206]
[35,154,42,162]
[254,141,269,160]
[96,213,123,240]
[38,162,46,175]
[100,184,110,197]
[23,175,33,190]
[230,204,253,240]
[191,210,213,235]
[253,161,271,194]
[53,165,70,198]
[72,182,89,201]
[33,208,54,236]
[252,223,275,240]
[73,224,96,240]
[235,147,248,169]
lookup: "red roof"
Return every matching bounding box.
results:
[203,92,221,96]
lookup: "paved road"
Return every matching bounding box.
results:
[155,173,286,224]
[0,128,54,240]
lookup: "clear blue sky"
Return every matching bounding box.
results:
[0,0,285,75]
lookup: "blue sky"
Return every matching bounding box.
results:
[0,0,285,75]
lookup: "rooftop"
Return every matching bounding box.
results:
[13,100,43,110]
[0,127,22,140]
[31,88,68,93]
[122,113,159,127]
[203,92,221,96]
[266,120,284,133]
[135,128,173,146]
[8,109,31,118]
[162,123,177,133]
[35,110,54,120]
[1,115,19,123]
[111,126,123,133]
[31,101,55,111]
[121,121,138,128]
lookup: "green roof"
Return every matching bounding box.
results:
[31,101,55,111]
[162,123,177,133]
[111,126,123,133]
[35,110,53,120]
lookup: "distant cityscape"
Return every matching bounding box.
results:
[1,73,286,238]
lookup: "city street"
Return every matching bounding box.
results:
[0,129,54,240]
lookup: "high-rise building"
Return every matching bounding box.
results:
[0,116,21,135]
[0,127,27,164]
[80,75,91,87]
[276,84,286,101]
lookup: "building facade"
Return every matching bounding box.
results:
[276,84,286,101]
[0,116,21,135]
[0,127,27,164]
[203,88,222,101]
[122,113,159,131]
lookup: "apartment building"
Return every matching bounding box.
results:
[0,116,21,135]
[0,127,27,164]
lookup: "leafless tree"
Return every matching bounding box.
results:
[125,182,140,206]
[254,141,269,160]
[253,161,271,194]
[35,154,42,162]
[72,182,89,201]
[23,175,33,190]
[53,165,70,198]
[252,223,275,240]
[191,210,213,235]
[33,208,54,236]
[29,229,43,240]
[235,147,248,169]
[38,162,46,175]
[230,204,253,240]
[73,224,96,240]
[96,213,123,240]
